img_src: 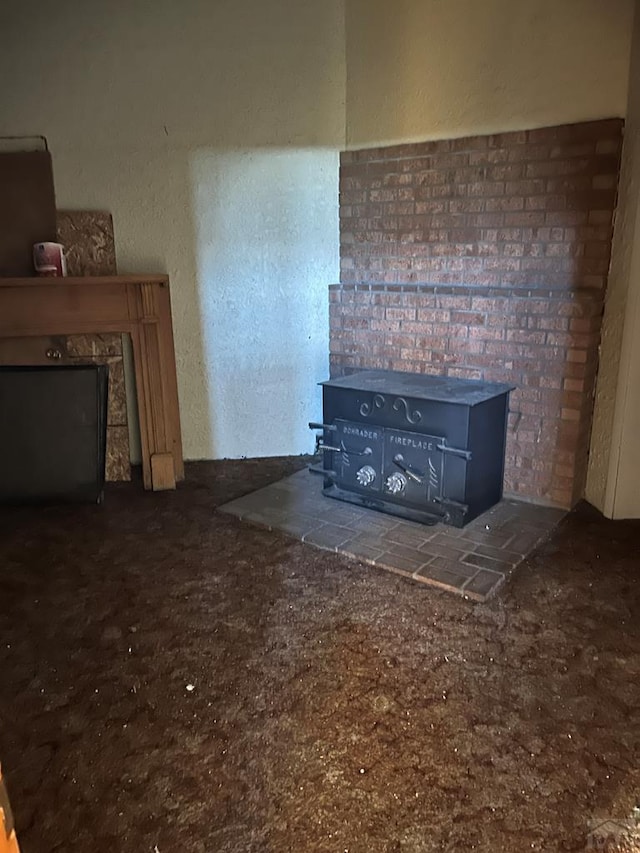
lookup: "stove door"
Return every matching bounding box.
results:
[382,428,445,508]
[333,419,384,493]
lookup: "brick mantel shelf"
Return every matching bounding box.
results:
[0,275,184,491]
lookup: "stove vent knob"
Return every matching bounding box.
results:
[385,471,407,495]
[356,465,376,487]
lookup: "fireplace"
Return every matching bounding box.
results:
[0,275,183,491]
[0,364,108,503]
[310,369,512,527]
[333,119,624,509]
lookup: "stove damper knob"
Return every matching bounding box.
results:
[356,465,376,487]
[385,471,408,495]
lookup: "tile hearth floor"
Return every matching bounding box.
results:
[219,469,566,602]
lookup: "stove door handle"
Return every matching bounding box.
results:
[309,422,337,432]
[436,443,472,462]
[392,455,424,484]
[340,444,372,457]
[315,437,373,457]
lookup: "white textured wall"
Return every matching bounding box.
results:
[190,149,338,457]
[346,0,633,146]
[587,6,640,518]
[0,0,345,460]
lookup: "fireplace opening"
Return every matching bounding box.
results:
[0,364,108,504]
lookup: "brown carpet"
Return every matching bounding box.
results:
[0,458,638,852]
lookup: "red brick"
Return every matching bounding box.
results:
[341,190,367,204]
[512,299,552,315]
[468,181,506,197]
[385,307,416,322]
[370,319,401,332]
[386,202,415,216]
[508,144,551,162]
[540,376,562,389]
[452,339,484,354]
[567,349,588,363]
[546,210,589,226]
[584,242,611,259]
[414,337,449,351]
[595,139,622,155]
[504,212,546,227]
[385,334,417,349]
[471,296,512,313]
[562,390,584,409]
[506,330,546,345]
[550,142,595,158]
[446,324,471,340]
[449,199,485,213]
[417,308,450,323]
[561,408,581,421]
[550,489,572,507]
[588,210,613,225]
[525,195,566,211]
[436,295,472,309]
[483,257,521,271]
[564,361,589,379]
[450,311,485,325]
[447,366,484,380]
[564,378,586,393]
[553,463,576,478]
[468,327,507,341]
[533,316,569,331]
[470,149,509,165]
[486,163,525,181]
[415,200,447,214]
[335,120,620,505]
[486,197,525,211]
[525,159,591,178]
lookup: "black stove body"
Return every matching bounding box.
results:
[310,370,513,528]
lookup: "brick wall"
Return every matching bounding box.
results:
[331,120,624,508]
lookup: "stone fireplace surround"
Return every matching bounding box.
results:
[331,119,624,509]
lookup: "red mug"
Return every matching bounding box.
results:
[33,242,67,277]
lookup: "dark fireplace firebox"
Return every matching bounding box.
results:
[309,370,513,527]
[0,364,108,504]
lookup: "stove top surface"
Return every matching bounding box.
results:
[321,370,514,407]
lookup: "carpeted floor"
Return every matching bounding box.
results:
[0,457,638,852]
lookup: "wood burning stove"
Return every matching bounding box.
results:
[309,370,513,527]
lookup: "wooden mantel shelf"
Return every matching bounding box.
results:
[0,275,183,491]
[0,275,169,287]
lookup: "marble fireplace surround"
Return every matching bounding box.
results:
[0,275,183,491]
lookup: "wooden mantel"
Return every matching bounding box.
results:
[0,275,183,491]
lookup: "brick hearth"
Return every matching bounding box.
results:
[220,469,565,602]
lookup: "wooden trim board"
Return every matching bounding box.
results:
[0,276,183,491]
